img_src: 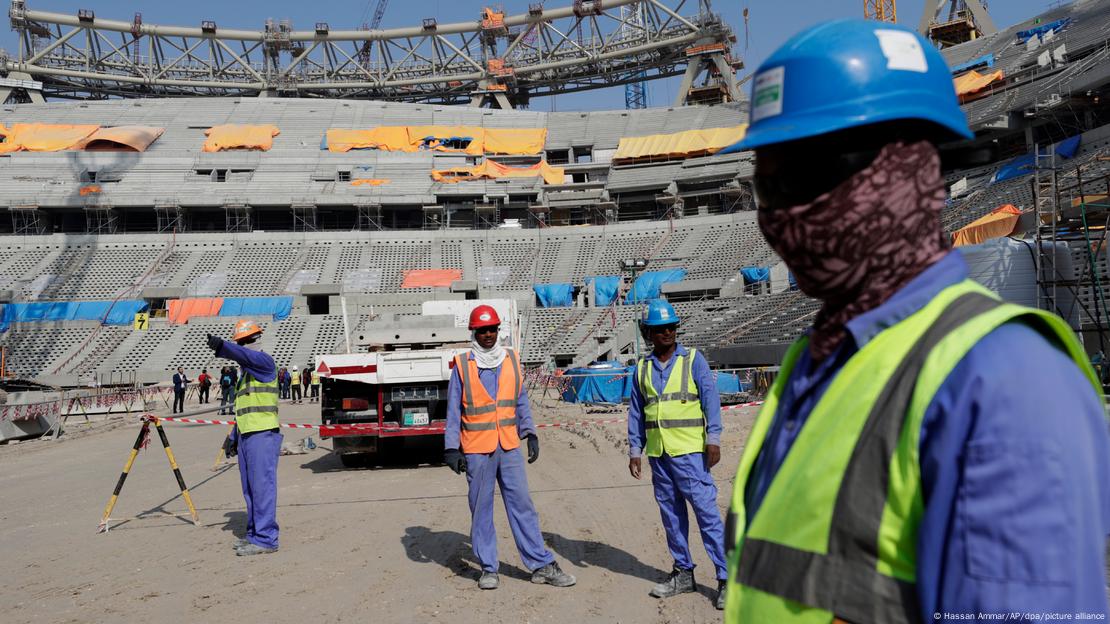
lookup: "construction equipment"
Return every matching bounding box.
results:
[316,299,520,467]
[864,0,897,23]
[919,0,996,48]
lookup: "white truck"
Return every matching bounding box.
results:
[315,299,519,467]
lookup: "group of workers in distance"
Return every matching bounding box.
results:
[200,18,1110,620]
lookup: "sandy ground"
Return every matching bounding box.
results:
[0,395,758,624]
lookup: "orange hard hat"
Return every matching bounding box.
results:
[468,305,501,330]
[232,319,262,341]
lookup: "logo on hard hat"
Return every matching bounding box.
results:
[659,309,669,319]
[480,313,490,321]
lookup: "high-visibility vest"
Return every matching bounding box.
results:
[636,348,706,458]
[291,371,300,385]
[454,349,522,454]
[311,371,320,385]
[723,280,1100,624]
[235,366,280,434]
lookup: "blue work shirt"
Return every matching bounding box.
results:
[445,350,536,451]
[744,251,1110,619]
[628,344,722,458]
[215,340,277,383]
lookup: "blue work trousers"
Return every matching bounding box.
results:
[649,452,728,580]
[237,429,282,550]
[466,445,556,573]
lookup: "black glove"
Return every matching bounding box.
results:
[206,334,223,352]
[444,448,467,475]
[223,434,238,458]
[526,434,539,464]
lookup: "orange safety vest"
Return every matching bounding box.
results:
[454,349,522,454]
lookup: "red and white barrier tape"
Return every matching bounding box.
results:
[151,400,764,433]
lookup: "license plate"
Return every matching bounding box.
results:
[403,411,430,426]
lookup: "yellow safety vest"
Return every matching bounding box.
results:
[311,371,320,385]
[636,348,706,457]
[235,367,280,434]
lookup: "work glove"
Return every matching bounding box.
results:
[223,433,238,458]
[526,434,539,464]
[206,334,223,352]
[444,448,467,475]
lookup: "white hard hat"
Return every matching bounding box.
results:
[293,365,298,370]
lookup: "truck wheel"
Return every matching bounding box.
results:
[339,453,368,468]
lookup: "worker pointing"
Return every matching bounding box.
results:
[207,319,282,557]
[444,304,576,591]
[628,299,727,610]
[724,19,1110,622]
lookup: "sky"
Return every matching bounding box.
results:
[1,0,1064,110]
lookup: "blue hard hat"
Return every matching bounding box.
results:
[641,299,680,326]
[735,19,972,151]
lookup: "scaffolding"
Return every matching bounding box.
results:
[355,201,382,230]
[154,201,184,233]
[9,202,46,235]
[84,199,118,234]
[291,201,318,232]
[224,202,252,233]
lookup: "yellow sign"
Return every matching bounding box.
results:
[133,312,149,331]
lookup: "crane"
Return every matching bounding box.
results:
[368,0,389,30]
[864,0,897,22]
[358,0,389,66]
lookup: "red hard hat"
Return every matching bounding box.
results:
[468,305,501,330]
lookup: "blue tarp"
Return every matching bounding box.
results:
[626,269,687,303]
[951,53,995,74]
[585,275,621,307]
[218,297,293,321]
[716,371,744,394]
[1016,18,1070,43]
[992,136,1083,184]
[741,267,771,285]
[533,283,575,308]
[561,362,633,404]
[0,299,148,332]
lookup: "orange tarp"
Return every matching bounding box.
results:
[326,127,414,152]
[954,69,1005,97]
[203,125,280,152]
[432,160,565,184]
[167,298,224,324]
[952,204,1022,247]
[0,123,99,153]
[613,126,748,161]
[77,125,165,152]
[401,269,463,288]
[326,126,546,155]
[79,185,101,196]
[350,179,390,186]
[1072,193,1108,208]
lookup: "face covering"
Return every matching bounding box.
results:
[470,331,507,369]
[757,140,949,362]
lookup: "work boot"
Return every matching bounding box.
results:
[236,543,277,556]
[232,538,248,550]
[531,562,576,587]
[478,572,499,590]
[650,567,696,598]
[715,580,726,610]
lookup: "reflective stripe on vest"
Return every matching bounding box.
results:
[723,281,1101,624]
[456,350,523,454]
[235,367,280,434]
[637,348,706,458]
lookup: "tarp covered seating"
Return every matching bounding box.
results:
[585,275,621,307]
[953,69,1005,99]
[626,269,688,303]
[534,283,574,308]
[203,124,280,152]
[0,124,166,153]
[1016,18,1071,43]
[952,204,1023,247]
[218,297,292,321]
[167,298,224,324]
[432,160,565,185]
[0,300,148,332]
[350,179,390,186]
[740,267,771,285]
[617,126,749,161]
[991,135,1081,184]
[401,269,463,289]
[323,126,547,156]
[561,362,633,404]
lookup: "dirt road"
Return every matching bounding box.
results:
[0,399,757,624]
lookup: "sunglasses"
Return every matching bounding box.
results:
[648,324,678,334]
[474,326,499,335]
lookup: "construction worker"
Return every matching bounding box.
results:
[309,366,321,403]
[627,298,727,610]
[206,319,282,556]
[290,365,302,404]
[724,20,1110,622]
[444,304,576,591]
